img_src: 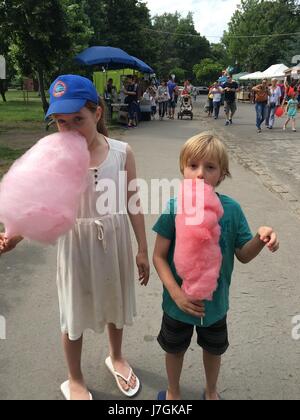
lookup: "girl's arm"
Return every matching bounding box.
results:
[0,233,23,255]
[235,226,279,264]
[153,234,205,318]
[125,146,150,286]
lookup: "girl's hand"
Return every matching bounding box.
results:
[257,227,279,253]
[136,251,150,286]
[173,289,205,318]
[0,234,23,255]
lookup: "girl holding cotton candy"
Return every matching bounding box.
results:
[153,132,279,401]
[0,75,149,400]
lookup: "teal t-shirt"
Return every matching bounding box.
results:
[153,195,253,327]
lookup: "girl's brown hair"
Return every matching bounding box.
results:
[85,97,109,137]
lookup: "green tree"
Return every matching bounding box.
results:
[210,43,228,67]
[58,0,94,74]
[193,58,223,85]
[151,12,211,79]
[223,0,300,72]
[150,12,182,77]
[173,13,211,79]
[84,0,155,67]
[0,0,92,112]
[280,37,300,66]
[169,67,186,84]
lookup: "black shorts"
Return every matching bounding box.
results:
[158,313,229,356]
[168,99,176,109]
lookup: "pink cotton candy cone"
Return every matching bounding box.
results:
[174,180,224,301]
[0,131,90,243]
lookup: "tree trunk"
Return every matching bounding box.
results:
[37,68,49,114]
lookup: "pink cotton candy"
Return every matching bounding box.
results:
[0,131,90,244]
[174,180,224,301]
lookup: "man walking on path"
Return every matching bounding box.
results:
[223,75,239,126]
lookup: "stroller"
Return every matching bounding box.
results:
[178,94,193,120]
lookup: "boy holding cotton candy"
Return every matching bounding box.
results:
[153,132,279,401]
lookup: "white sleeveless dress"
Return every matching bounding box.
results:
[57,138,136,341]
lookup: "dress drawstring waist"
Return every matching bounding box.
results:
[94,219,107,253]
[75,218,108,253]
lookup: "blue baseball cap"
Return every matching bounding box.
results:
[45,75,98,119]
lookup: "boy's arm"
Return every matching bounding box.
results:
[235,226,279,264]
[153,234,205,318]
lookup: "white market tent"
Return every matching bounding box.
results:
[240,71,264,80]
[262,63,289,79]
[240,64,289,81]
[285,64,300,79]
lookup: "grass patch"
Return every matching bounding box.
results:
[0,145,26,160]
[0,90,46,133]
[0,90,123,133]
[0,90,126,178]
[0,145,27,178]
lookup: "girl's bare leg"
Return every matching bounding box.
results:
[107,324,136,390]
[62,334,90,400]
[283,118,290,129]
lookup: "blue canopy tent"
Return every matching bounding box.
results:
[75,46,137,69]
[131,56,154,74]
[75,46,154,74]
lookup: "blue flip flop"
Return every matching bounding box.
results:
[157,390,167,400]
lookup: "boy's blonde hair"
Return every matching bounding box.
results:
[180,132,231,185]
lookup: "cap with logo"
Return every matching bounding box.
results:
[45,75,98,119]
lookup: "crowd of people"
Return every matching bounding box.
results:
[103,70,299,133]
[205,70,299,133]
[103,74,196,127]
[252,78,299,133]
[206,73,239,125]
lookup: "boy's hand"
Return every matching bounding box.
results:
[0,234,23,255]
[136,251,150,286]
[257,227,279,253]
[173,289,205,318]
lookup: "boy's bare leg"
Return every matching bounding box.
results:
[62,334,90,400]
[165,351,186,400]
[203,350,221,400]
[107,323,136,390]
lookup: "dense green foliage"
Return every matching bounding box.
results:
[193,59,224,85]
[223,0,300,72]
[1,0,298,113]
